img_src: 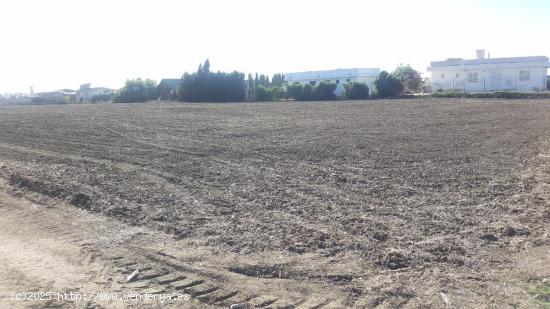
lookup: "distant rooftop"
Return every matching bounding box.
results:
[430,56,550,68]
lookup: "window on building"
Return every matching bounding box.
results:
[519,70,530,81]
[468,72,478,83]
[455,73,460,78]
[440,73,445,79]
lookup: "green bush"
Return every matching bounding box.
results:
[430,91,468,98]
[286,83,304,101]
[286,83,314,101]
[114,79,158,103]
[375,71,404,98]
[344,82,369,100]
[312,82,337,101]
[270,86,286,101]
[392,65,422,94]
[255,85,272,102]
[286,82,340,101]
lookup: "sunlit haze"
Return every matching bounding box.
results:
[1,0,549,93]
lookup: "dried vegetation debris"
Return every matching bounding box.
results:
[1,98,550,306]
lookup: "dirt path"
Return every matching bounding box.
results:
[0,186,192,308]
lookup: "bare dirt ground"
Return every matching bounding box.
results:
[0,98,549,308]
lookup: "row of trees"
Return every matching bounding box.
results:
[247,72,285,101]
[114,79,158,103]
[114,61,423,103]
[286,82,337,101]
[180,60,245,102]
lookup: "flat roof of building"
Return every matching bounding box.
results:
[430,56,550,68]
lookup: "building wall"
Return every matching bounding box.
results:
[431,66,548,92]
[78,88,113,102]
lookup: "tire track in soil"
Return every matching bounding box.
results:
[0,179,352,308]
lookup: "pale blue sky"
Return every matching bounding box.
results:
[0,0,548,93]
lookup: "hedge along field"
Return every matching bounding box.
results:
[0,98,549,307]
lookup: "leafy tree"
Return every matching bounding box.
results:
[201,59,210,74]
[286,83,304,101]
[312,82,337,101]
[114,78,158,103]
[254,73,259,90]
[179,60,245,102]
[255,85,272,101]
[258,74,270,87]
[344,82,369,100]
[375,71,404,98]
[243,72,287,102]
[286,82,338,101]
[270,86,286,101]
[302,84,313,101]
[247,73,255,101]
[286,83,312,101]
[392,64,422,94]
[271,73,285,87]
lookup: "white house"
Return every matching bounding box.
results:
[428,50,550,93]
[284,68,380,96]
[77,84,114,102]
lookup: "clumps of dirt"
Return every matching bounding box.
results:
[377,250,411,270]
[325,274,354,283]
[480,233,498,242]
[69,192,91,210]
[341,218,390,242]
[228,263,355,284]
[104,205,131,217]
[501,226,531,237]
[287,243,307,254]
[8,173,65,198]
[367,286,417,307]
[331,173,348,184]
[228,264,290,279]
[421,239,467,266]
[6,171,94,211]
[373,231,389,242]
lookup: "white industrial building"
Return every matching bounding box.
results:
[284,68,380,96]
[429,50,550,93]
[77,83,114,102]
